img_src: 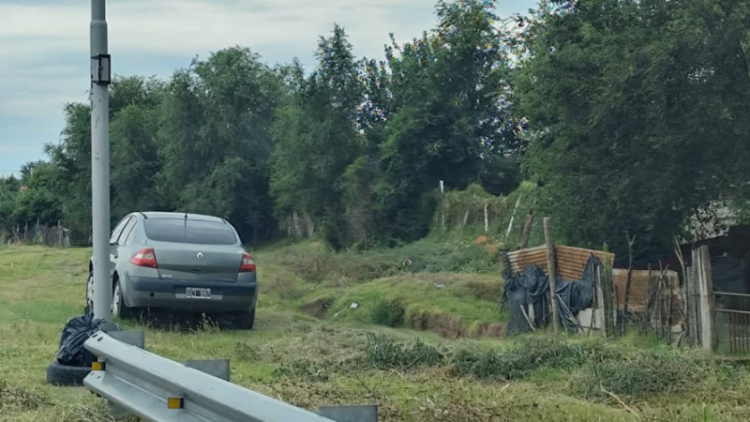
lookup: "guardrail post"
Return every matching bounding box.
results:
[316,405,378,422]
[185,359,230,381]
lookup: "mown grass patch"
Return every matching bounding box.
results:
[3,245,750,421]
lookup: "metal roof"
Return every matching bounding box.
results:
[505,245,615,281]
[612,269,681,313]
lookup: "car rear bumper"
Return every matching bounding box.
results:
[123,276,257,312]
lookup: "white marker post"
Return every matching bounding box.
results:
[90,0,112,320]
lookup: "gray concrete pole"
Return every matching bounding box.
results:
[91,0,112,320]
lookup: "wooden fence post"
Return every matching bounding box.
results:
[544,217,559,333]
[601,253,616,337]
[484,199,490,234]
[519,213,534,249]
[440,180,446,232]
[686,264,700,346]
[693,246,717,352]
[505,195,522,239]
[594,266,605,335]
[622,233,636,335]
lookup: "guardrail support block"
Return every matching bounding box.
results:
[185,359,230,381]
[108,330,145,349]
[316,405,378,422]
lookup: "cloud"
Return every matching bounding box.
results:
[0,0,536,175]
[0,0,438,66]
[0,0,439,119]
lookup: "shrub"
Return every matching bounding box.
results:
[371,299,406,327]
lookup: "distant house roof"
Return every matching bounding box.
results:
[662,225,750,294]
[684,201,740,243]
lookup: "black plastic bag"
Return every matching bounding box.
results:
[56,306,104,367]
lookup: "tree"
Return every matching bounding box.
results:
[372,0,521,242]
[45,102,93,239]
[110,103,164,217]
[515,0,750,260]
[158,47,283,243]
[0,176,21,233]
[45,76,165,241]
[10,162,62,228]
[270,25,363,248]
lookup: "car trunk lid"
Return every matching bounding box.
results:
[147,242,242,282]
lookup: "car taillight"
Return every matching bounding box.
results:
[240,252,256,272]
[130,248,158,268]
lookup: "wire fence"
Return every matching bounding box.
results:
[2,220,82,247]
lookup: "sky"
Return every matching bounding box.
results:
[0,0,536,177]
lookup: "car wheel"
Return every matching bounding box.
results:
[231,307,256,330]
[111,280,134,320]
[85,271,94,310]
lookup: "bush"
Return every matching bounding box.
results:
[365,334,444,370]
[371,299,406,327]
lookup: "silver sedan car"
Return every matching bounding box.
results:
[86,211,258,329]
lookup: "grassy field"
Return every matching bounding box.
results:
[1,244,750,421]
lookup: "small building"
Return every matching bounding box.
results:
[667,225,750,354]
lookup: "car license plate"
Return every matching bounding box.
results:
[186,287,211,299]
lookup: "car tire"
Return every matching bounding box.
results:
[46,362,91,387]
[112,280,135,320]
[231,307,256,330]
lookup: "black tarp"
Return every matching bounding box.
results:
[503,254,602,336]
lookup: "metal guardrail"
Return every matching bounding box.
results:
[83,331,376,422]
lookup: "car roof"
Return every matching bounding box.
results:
[136,211,226,223]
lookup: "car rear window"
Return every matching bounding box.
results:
[144,218,238,245]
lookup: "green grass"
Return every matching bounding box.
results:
[255,240,507,336]
[1,244,750,421]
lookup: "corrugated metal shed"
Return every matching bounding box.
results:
[505,245,615,281]
[612,269,681,318]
